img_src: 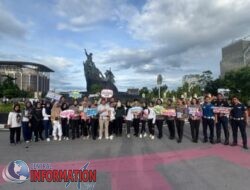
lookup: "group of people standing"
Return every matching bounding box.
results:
[7,94,249,149]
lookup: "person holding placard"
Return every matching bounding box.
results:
[213,93,230,145]
[131,99,142,137]
[202,95,215,144]
[61,102,70,140]
[80,101,89,140]
[175,99,188,143]
[230,96,248,149]
[154,99,165,139]
[188,98,202,143]
[125,101,133,138]
[90,101,99,140]
[165,99,176,140]
[97,99,110,140]
[69,100,81,140]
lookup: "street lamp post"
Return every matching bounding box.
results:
[157,74,163,99]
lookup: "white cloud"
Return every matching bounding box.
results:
[0,2,26,38]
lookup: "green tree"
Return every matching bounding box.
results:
[90,84,102,94]
[198,70,213,89]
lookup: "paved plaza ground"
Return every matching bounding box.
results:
[0,124,249,190]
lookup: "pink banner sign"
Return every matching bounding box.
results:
[213,107,231,114]
[162,109,176,117]
[60,109,75,118]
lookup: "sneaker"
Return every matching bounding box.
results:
[105,137,109,140]
[143,133,147,138]
[58,137,62,141]
[151,136,155,140]
[53,137,57,141]
[98,137,102,140]
[149,134,152,138]
[127,134,130,138]
[110,135,114,140]
[139,134,142,138]
[25,141,30,143]
[86,136,90,139]
[243,145,248,150]
[46,138,50,142]
[63,137,66,140]
[66,137,69,140]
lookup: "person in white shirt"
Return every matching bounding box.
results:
[108,101,116,140]
[7,103,22,145]
[97,99,110,139]
[148,102,156,140]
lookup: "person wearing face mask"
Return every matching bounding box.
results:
[31,102,44,142]
[165,99,176,140]
[230,96,248,149]
[115,100,125,137]
[22,101,33,143]
[7,103,22,145]
[97,98,110,140]
[51,102,62,141]
[175,98,188,143]
[42,102,52,142]
[153,99,165,139]
[202,95,215,144]
[61,102,70,140]
[69,100,81,140]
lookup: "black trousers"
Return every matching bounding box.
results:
[166,119,175,139]
[148,119,154,135]
[175,119,184,141]
[91,118,98,140]
[126,120,132,134]
[231,120,247,146]
[216,116,229,142]
[71,119,80,139]
[33,120,43,140]
[156,119,164,138]
[80,120,88,137]
[109,121,115,136]
[141,120,147,134]
[61,118,69,137]
[10,127,21,144]
[202,118,214,141]
[133,118,140,136]
[190,119,200,141]
[115,117,123,135]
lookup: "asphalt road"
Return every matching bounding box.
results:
[0,123,249,190]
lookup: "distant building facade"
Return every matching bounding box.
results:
[126,88,139,95]
[220,39,250,77]
[182,74,200,87]
[0,61,53,94]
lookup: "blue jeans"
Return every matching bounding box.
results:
[43,120,51,139]
[22,121,32,141]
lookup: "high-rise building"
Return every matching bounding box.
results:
[220,39,250,77]
[0,61,53,94]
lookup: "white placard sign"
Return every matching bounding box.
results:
[46,91,62,101]
[101,89,113,98]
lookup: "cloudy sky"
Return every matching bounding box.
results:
[1,0,250,92]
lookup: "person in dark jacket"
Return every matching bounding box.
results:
[115,100,125,136]
[32,102,44,142]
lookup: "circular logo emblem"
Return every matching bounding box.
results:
[2,160,30,184]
